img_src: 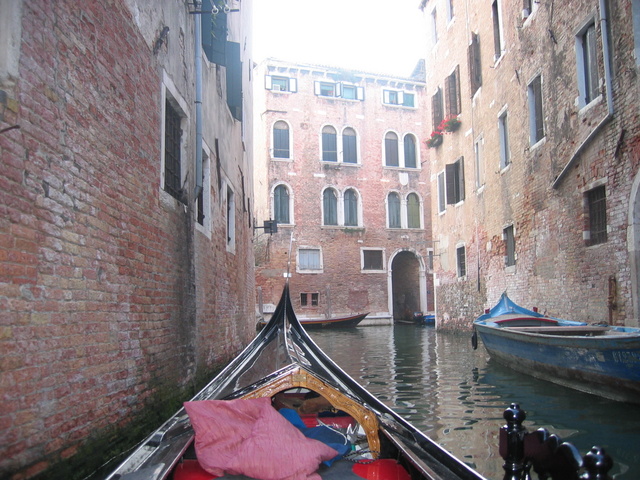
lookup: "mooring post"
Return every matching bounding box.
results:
[501,403,527,480]
[581,446,613,480]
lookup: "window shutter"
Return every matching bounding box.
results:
[202,1,227,65]
[335,83,342,98]
[289,78,297,92]
[455,65,461,114]
[356,87,364,100]
[225,41,242,121]
[383,90,390,104]
[314,81,321,95]
[265,75,273,90]
[398,92,404,105]
[445,163,456,204]
[458,157,465,201]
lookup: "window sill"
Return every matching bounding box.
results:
[529,137,546,151]
[505,265,516,274]
[271,156,293,162]
[578,94,603,115]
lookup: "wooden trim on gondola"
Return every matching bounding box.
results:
[239,366,381,457]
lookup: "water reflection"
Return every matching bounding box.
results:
[310,324,640,479]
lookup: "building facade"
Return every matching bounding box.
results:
[253,59,433,323]
[0,0,255,477]
[422,0,640,327]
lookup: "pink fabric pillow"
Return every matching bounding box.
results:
[184,397,338,480]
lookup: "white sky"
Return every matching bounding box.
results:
[252,0,428,77]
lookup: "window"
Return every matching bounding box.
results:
[446,157,465,205]
[342,85,357,99]
[265,75,297,93]
[432,88,444,132]
[407,193,421,228]
[362,249,384,271]
[522,0,538,18]
[587,186,607,245]
[196,149,211,233]
[446,0,454,22]
[344,189,358,226]
[445,66,461,116]
[298,248,322,272]
[492,0,504,60]
[273,184,290,224]
[577,21,599,106]
[430,8,438,46]
[404,134,417,168]
[468,33,482,95]
[504,225,516,266]
[273,121,290,159]
[383,90,415,107]
[164,99,183,199]
[314,81,363,100]
[385,132,399,167]
[201,0,227,64]
[322,126,338,162]
[437,171,446,213]
[498,110,510,169]
[474,135,483,189]
[343,128,358,164]
[456,246,466,277]
[528,75,544,144]
[226,185,235,250]
[323,188,338,226]
[316,81,338,97]
[388,192,401,228]
[300,293,319,307]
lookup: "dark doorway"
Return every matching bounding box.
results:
[391,250,421,322]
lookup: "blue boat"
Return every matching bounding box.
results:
[473,293,640,404]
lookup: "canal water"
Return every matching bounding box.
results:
[310,324,640,479]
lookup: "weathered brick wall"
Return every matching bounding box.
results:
[426,0,639,328]
[0,1,255,478]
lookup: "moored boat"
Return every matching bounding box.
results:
[473,293,640,404]
[258,311,368,329]
[106,284,487,480]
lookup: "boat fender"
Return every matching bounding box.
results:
[471,329,478,350]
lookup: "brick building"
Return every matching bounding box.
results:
[253,59,433,323]
[0,1,255,477]
[421,0,640,327]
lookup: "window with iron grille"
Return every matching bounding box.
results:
[457,246,466,277]
[504,225,516,266]
[432,88,444,132]
[587,186,607,245]
[468,33,482,95]
[300,293,319,307]
[445,66,461,116]
[528,75,544,144]
[164,99,182,199]
[577,22,599,106]
[362,249,384,271]
[273,121,290,158]
[322,126,338,162]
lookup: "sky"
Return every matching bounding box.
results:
[252,0,428,77]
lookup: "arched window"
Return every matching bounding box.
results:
[322,126,337,162]
[274,184,290,224]
[343,128,357,164]
[273,121,290,158]
[344,189,358,226]
[385,132,399,167]
[388,192,401,228]
[323,188,338,225]
[404,134,417,168]
[407,193,421,228]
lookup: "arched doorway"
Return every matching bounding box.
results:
[389,249,428,322]
[628,170,640,327]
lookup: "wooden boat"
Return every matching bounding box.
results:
[258,311,368,329]
[473,293,640,404]
[106,284,487,480]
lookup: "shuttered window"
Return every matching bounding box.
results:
[343,128,357,163]
[322,126,338,162]
[407,193,421,228]
[344,189,358,226]
[468,33,482,95]
[432,88,444,131]
[274,185,290,224]
[388,193,401,228]
[385,132,399,167]
[273,121,290,158]
[323,189,338,226]
[446,157,465,205]
[445,66,461,116]
[164,100,182,199]
[404,134,417,168]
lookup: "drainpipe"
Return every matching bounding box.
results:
[194,0,203,199]
[551,0,614,189]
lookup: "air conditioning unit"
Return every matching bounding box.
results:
[272,85,282,91]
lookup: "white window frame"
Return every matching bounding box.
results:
[474,134,484,191]
[437,171,446,214]
[575,18,600,109]
[456,244,467,278]
[297,247,323,273]
[161,71,189,204]
[265,75,297,93]
[361,248,386,273]
[195,142,212,238]
[528,74,545,146]
[271,119,293,160]
[498,107,510,170]
[492,0,505,61]
[383,89,415,108]
[225,181,236,254]
[271,181,294,226]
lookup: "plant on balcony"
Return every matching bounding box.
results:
[426,129,443,148]
[440,115,461,133]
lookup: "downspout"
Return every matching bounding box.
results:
[551,0,614,189]
[194,0,204,199]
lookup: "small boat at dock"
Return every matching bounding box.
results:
[106,284,487,480]
[258,311,368,329]
[473,293,640,404]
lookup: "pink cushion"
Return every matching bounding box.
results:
[184,397,338,480]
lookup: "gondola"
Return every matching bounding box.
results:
[106,282,487,480]
[473,293,640,404]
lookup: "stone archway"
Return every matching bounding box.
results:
[389,250,426,322]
